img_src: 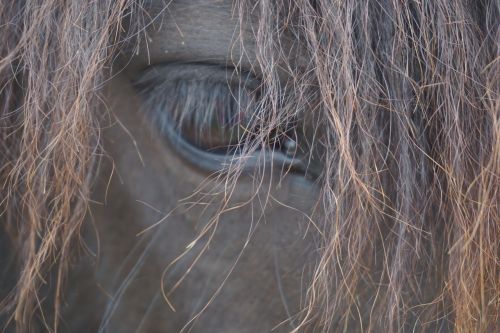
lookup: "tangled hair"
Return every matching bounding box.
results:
[0,1,146,331]
[1,0,499,332]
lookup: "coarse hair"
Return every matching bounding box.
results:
[0,0,498,332]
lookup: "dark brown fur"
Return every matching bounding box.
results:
[0,0,498,332]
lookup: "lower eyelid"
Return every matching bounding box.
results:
[157,114,312,177]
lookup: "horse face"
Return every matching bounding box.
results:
[62,1,321,332]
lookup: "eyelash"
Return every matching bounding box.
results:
[136,64,262,152]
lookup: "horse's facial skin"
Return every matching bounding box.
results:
[62,1,321,332]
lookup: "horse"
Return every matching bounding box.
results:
[0,0,498,332]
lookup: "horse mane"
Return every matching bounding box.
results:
[1,0,498,332]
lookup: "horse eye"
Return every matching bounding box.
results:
[135,64,321,178]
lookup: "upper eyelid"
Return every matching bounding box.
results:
[133,62,260,91]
